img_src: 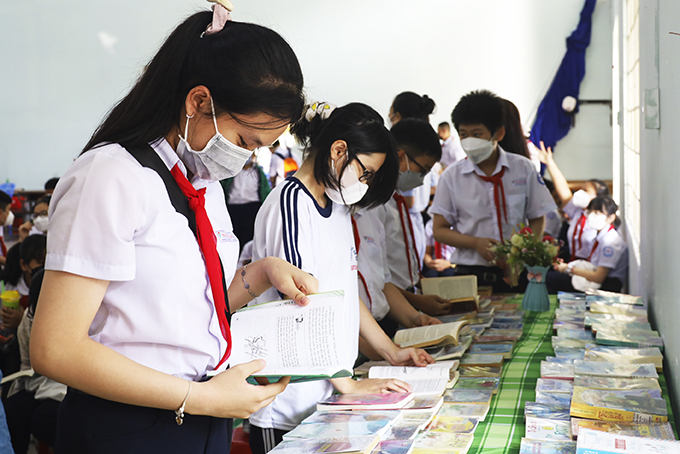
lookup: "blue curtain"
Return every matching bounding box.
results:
[530,0,597,151]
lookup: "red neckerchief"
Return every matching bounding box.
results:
[393,193,420,288]
[170,164,231,368]
[476,167,508,240]
[351,216,372,311]
[587,224,615,262]
[570,213,587,261]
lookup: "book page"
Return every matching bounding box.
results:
[421,275,477,300]
[229,291,350,376]
[368,362,457,395]
[394,322,469,347]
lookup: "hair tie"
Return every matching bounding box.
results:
[305,101,337,122]
[203,0,234,37]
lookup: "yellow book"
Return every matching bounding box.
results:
[570,386,668,423]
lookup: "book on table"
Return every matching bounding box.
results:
[420,275,479,315]
[536,378,574,394]
[519,438,577,454]
[371,439,415,454]
[282,420,393,441]
[426,415,479,434]
[300,410,401,425]
[588,302,647,318]
[595,328,664,350]
[228,291,353,383]
[585,289,645,306]
[442,388,494,404]
[411,431,474,454]
[317,393,414,412]
[467,342,514,359]
[584,312,648,327]
[393,321,470,349]
[536,391,573,407]
[459,353,504,368]
[424,336,473,361]
[367,361,458,396]
[525,416,572,441]
[570,418,676,440]
[575,428,680,454]
[454,377,500,394]
[540,361,575,380]
[458,365,502,378]
[572,375,661,391]
[570,386,668,422]
[379,419,423,441]
[268,435,381,454]
[589,319,652,333]
[572,360,658,379]
[583,345,663,371]
[436,402,490,421]
[524,402,571,421]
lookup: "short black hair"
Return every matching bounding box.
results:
[20,234,47,265]
[0,190,11,211]
[44,178,59,190]
[438,122,450,131]
[392,92,436,121]
[451,89,505,135]
[35,195,51,207]
[291,103,398,209]
[391,119,442,161]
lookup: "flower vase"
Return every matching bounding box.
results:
[522,265,550,312]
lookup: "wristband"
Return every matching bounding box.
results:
[241,264,258,300]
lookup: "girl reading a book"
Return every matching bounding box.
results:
[29,3,319,452]
[249,102,434,453]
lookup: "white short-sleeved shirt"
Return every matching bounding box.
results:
[563,200,597,259]
[430,147,557,267]
[425,218,454,262]
[249,177,360,430]
[440,136,466,168]
[544,208,563,239]
[226,166,261,205]
[378,195,421,289]
[46,140,239,381]
[353,209,391,321]
[587,227,628,283]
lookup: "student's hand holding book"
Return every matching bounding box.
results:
[190,359,290,419]
[331,376,412,395]
[261,256,319,306]
[409,293,452,316]
[385,345,434,368]
[411,312,442,328]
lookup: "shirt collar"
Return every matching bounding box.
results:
[461,145,509,176]
[150,138,208,188]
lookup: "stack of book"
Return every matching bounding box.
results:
[520,289,677,454]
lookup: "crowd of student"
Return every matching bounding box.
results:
[0,3,629,453]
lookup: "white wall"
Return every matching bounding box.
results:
[1,0,612,190]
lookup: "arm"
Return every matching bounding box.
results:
[528,216,546,239]
[432,214,497,262]
[227,256,319,311]
[383,283,441,328]
[537,142,572,205]
[398,286,451,316]
[554,262,610,284]
[31,270,290,419]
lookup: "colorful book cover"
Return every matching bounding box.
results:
[458,365,502,378]
[554,347,586,360]
[426,415,479,434]
[575,428,680,454]
[590,320,652,333]
[595,329,664,350]
[454,377,500,393]
[460,353,505,367]
[426,337,473,361]
[282,421,392,440]
[583,346,663,370]
[537,378,575,394]
[570,386,668,422]
[552,337,590,349]
[570,418,676,440]
[270,435,381,454]
[301,410,401,425]
[572,376,661,391]
[520,438,577,454]
[589,302,648,318]
[525,416,572,441]
[524,402,571,421]
[584,313,648,327]
[380,420,422,441]
[437,402,490,421]
[442,388,494,404]
[372,439,415,454]
[412,431,474,453]
[541,361,575,380]
[467,343,513,357]
[402,396,443,410]
[556,329,594,340]
[572,360,658,379]
[317,393,414,411]
[536,391,573,407]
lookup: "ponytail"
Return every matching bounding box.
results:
[392,92,436,121]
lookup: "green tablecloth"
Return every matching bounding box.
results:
[467,295,677,454]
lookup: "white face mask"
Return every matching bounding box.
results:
[587,212,609,231]
[572,189,594,209]
[325,159,369,206]
[396,154,426,192]
[176,97,252,182]
[33,215,49,233]
[460,137,495,164]
[3,211,14,227]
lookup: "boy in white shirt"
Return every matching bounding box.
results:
[431,90,556,293]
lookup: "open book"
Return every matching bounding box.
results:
[228,291,353,383]
[367,361,458,396]
[394,321,470,349]
[420,275,479,314]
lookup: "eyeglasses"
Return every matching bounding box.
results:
[352,154,375,183]
[405,153,431,177]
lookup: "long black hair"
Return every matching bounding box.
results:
[291,103,398,209]
[499,99,530,158]
[83,12,304,152]
[392,92,436,121]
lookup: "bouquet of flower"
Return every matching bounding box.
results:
[490,226,561,287]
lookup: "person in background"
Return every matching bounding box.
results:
[18,195,51,241]
[499,99,530,159]
[43,178,59,195]
[388,91,435,125]
[542,179,564,240]
[431,90,556,293]
[438,121,466,169]
[0,191,12,268]
[269,139,300,188]
[421,217,456,278]
[547,196,627,293]
[221,155,271,251]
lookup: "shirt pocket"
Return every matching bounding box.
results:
[506,193,528,228]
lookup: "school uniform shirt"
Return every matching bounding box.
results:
[425,218,455,262]
[588,227,628,283]
[353,209,391,321]
[544,208,563,239]
[440,136,466,168]
[430,147,557,267]
[563,200,597,260]
[46,140,239,381]
[249,177,360,431]
[226,166,261,205]
[378,194,421,290]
